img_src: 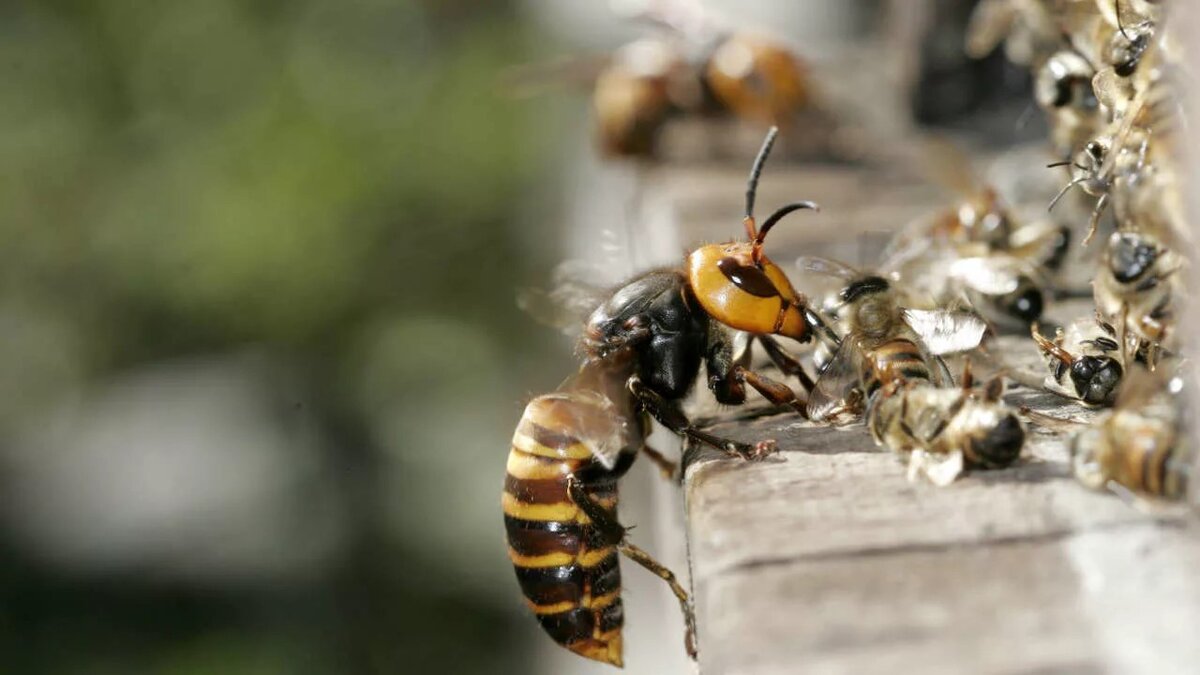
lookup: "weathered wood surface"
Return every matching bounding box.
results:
[634,159,1200,675]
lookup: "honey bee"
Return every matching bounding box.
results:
[1071,365,1192,500]
[1030,317,1127,405]
[965,0,1062,65]
[505,127,831,667]
[1098,0,1158,78]
[870,364,1026,485]
[798,257,988,425]
[1035,43,1104,156]
[1045,10,1181,245]
[1093,230,1184,356]
[797,258,1021,484]
[882,142,1074,330]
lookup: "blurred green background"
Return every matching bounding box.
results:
[0,1,574,672]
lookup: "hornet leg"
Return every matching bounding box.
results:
[566,477,697,661]
[641,443,677,480]
[737,366,808,419]
[757,335,815,392]
[629,376,775,461]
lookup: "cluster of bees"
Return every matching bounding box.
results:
[502,0,1193,667]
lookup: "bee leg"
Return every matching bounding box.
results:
[565,477,698,661]
[640,443,678,480]
[629,376,775,460]
[1017,406,1083,432]
[736,366,808,418]
[1082,193,1109,247]
[757,335,816,392]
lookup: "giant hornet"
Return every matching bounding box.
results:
[515,1,815,159]
[504,127,830,667]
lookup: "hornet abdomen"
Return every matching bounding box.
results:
[502,393,633,667]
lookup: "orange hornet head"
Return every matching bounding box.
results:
[687,127,828,343]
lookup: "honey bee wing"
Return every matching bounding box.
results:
[807,338,867,424]
[879,231,934,275]
[1007,220,1067,262]
[964,0,1017,59]
[795,256,862,281]
[516,260,611,335]
[1090,68,1124,112]
[902,309,989,356]
[947,255,1024,295]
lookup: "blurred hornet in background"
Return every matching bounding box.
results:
[510,0,817,159]
[594,0,814,158]
[505,127,830,667]
[1071,366,1193,502]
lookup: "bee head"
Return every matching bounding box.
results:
[1000,279,1045,325]
[1035,51,1094,109]
[686,128,822,341]
[1107,11,1150,77]
[1069,355,1124,406]
[968,413,1025,468]
[1108,233,1159,283]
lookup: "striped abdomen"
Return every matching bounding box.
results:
[1109,428,1190,500]
[864,338,932,400]
[503,393,632,667]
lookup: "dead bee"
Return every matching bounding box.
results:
[1071,365,1192,501]
[1093,230,1183,357]
[506,127,831,667]
[798,257,988,425]
[1099,0,1157,78]
[1035,43,1104,156]
[883,142,1068,330]
[1030,317,1126,406]
[870,363,1025,486]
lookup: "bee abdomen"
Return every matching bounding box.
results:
[865,339,931,397]
[1137,445,1189,500]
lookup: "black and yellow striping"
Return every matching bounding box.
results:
[1111,434,1189,500]
[863,338,933,398]
[503,395,630,667]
